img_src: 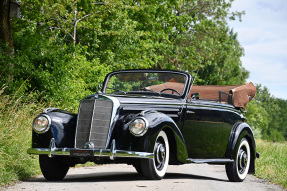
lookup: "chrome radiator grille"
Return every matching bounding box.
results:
[75,98,113,149]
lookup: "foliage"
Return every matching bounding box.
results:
[255,139,287,189]
[245,100,268,139]
[1,0,248,110]
[246,84,287,141]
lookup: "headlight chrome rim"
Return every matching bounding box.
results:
[33,114,51,134]
[129,117,148,136]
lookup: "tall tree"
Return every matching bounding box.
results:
[246,84,287,141]
[1,0,249,107]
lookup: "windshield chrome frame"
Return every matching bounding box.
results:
[102,69,192,100]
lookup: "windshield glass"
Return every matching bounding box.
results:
[105,71,187,96]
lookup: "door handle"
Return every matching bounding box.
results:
[186,110,195,114]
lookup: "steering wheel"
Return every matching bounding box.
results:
[160,88,181,95]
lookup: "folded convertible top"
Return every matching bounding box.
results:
[147,82,256,109]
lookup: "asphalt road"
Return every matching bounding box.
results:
[1,163,285,191]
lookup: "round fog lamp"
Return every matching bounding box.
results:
[33,115,50,134]
[129,118,148,136]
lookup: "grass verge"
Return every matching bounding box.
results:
[0,87,45,187]
[255,139,287,189]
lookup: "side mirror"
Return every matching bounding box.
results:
[191,92,200,100]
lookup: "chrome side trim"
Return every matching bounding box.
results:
[187,103,241,114]
[122,107,180,112]
[120,101,185,106]
[166,114,179,118]
[121,101,240,114]
[27,139,153,160]
[187,158,234,164]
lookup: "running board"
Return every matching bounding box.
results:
[187,158,234,164]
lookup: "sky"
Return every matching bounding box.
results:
[228,0,287,100]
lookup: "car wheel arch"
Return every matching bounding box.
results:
[227,123,256,174]
[142,112,189,164]
[161,127,179,165]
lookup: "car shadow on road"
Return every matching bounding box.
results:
[165,173,228,182]
[26,171,228,183]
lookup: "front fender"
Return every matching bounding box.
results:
[32,109,77,148]
[140,111,189,163]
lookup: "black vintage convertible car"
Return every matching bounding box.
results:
[28,69,259,182]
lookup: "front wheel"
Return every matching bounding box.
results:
[132,160,143,174]
[141,130,170,180]
[39,155,69,181]
[225,138,251,182]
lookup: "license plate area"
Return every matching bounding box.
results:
[70,149,94,157]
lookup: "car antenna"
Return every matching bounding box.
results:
[190,67,200,89]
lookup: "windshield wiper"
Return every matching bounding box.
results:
[106,87,126,94]
[140,88,161,96]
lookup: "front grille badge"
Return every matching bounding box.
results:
[84,142,95,149]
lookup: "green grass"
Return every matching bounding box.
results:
[0,87,45,187]
[255,139,287,189]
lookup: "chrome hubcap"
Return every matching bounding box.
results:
[154,142,166,170]
[238,149,247,174]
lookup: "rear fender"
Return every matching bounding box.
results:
[226,122,256,174]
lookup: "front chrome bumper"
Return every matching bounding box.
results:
[27,138,154,160]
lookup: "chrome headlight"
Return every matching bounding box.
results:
[129,117,148,136]
[33,114,51,134]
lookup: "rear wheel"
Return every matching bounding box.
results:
[141,130,169,180]
[225,138,250,182]
[39,155,69,181]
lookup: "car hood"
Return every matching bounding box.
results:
[82,93,185,105]
[81,93,236,110]
[108,93,184,105]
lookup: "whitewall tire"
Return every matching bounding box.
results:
[141,130,169,180]
[226,138,250,182]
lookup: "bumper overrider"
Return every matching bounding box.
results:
[27,138,154,160]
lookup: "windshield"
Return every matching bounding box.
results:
[105,71,187,96]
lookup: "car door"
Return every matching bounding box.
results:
[183,100,231,159]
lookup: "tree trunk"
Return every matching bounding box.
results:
[0,0,14,83]
[0,0,14,55]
